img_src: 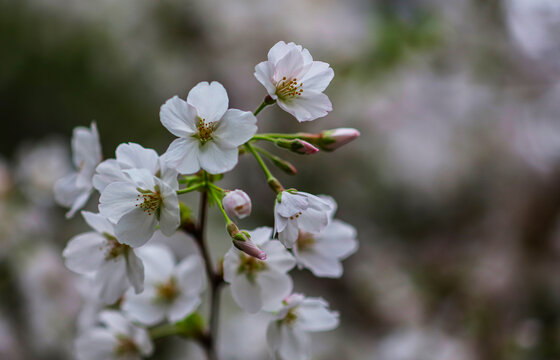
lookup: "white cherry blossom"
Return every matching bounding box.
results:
[266,293,339,360]
[254,41,334,122]
[160,81,257,174]
[122,245,206,325]
[92,142,177,192]
[98,168,180,247]
[223,227,295,313]
[75,311,153,360]
[274,190,332,248]
[62,211,144,304]
[54,122,102,218]
[293,197,358,278]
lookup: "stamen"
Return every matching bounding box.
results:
[276,77,304,100]
[296,230,315,251]
[115,335,139,357]
[135,188,162,217]
[195,117,217,144]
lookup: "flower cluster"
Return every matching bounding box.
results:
[55,41,359,360]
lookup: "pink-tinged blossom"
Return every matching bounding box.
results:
[293,197,358,278]
[160,81,257,174]
[93,142,177,193]
[98,168,180,247]
[54,122,102,218]
[254,41,334,122]
[223,189,252,219]
[266,294,339,360]
[62,211,144,304]
[122,245,206,325]
[75,311,153,360]
[274,190,332,248]
[223,227,295,313]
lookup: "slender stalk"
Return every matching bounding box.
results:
[253,101,269,116]
[177,182,204,195]
[244,143,274,181]
[252,133,302,140]
[192,186,223,360]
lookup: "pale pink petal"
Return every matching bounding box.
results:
[213,109,257,148]
[187,81,228,123]
[161,137,201,175]
[160,96,198,137]
[198,141,238,174]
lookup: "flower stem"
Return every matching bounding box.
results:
[190,184,223,360]
[253,133,303,140]
[253,95,275,116]
[149,323,182,340]
[177,183,204,195]
[244,143,284,194]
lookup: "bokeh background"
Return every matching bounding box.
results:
[2,0,560,359]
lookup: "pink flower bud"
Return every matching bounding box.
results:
[222,190,252,219]
[295,140,319,154]
[320,128,360,151]
[233,238,267,260]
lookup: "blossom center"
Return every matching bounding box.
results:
[155,277,179,303]
[238,254,267,282]
[194,117,217,144]
[115,335,139,356]
[275,77,303,100]
[282,309,298,326]
[296,231,315,251]
[104,234,131,260]
[135,187,162,217]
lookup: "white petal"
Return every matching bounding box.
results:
[297,298,339,332]
[248,227,273,247]
[82,211,115,235]
[258,270,293,311]
[94,258,130,304]
[261,240,295,273]
[65,189,92,219]
[158,183,180,236]
[276,192,309,218]
[98,182,139,222]
[277,90,332,122]
[99,310,132,335]
[116,143,159,174]
[93,159,128,192]
[72,122,102,176]
[126,250,145,293]
[160,96,198,137]
[187,81,228,123]
[131,326,154,356]
[75,328,116,360]
[300,61,334,93]
[161,137,201,175]
[267,322,309,360]
[273,48,306,82]
[213,109,257,148]
[231,274,263,313]
[297,208,329,234]
[54,173,91,217]
[121,168,156,190]
[315,219,358,259]
[168,295,201,323]
[175,256,206,296]
[198,141,238,174]
[278,221,298,248]
[137,245,175,283]
[158,160,179,189]
[123,289,165,326]
[267,41,290,64]
[274,203,288,234]
[254,61,277,97]
[63,232,107,275]
[222,247,240,283]
[295,250,343,278]
[115,208,158,248]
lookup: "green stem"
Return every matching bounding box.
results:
[208,187,233,225]
[149,324,182,340]
[253,101,269,116]
[244,143,274,181]
[244,143,284,194]
[254,133,303,140]
[177,183,204,195]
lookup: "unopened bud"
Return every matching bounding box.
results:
[233,237,267,260]
[222,190,252,219]
[276,139,319,155]
[267,154,297,175]
[318,128,360,151]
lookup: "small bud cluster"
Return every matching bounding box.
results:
[55,41,358,360]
